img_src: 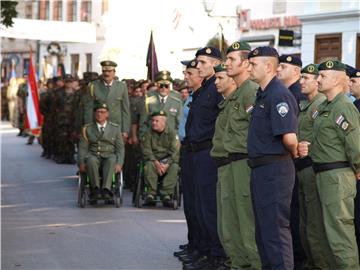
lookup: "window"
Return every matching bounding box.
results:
[38,0,50,20]
[356,34,360,69]
[80,1,92,22]
[86,53,92,72]
[71,54,80,77]
[315,33,342,63]
[102,0,108,14]
[53,0,63,21]
[25,2,33,19]
[273,0,286,15]
[67,0,77,21]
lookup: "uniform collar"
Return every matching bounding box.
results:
[201,75,215,88]
[258,76,277,98]
[96,121,107,131]
[103,80,114,87]
[230,79,252,100]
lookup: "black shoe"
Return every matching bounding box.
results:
[183,255,211,270]
[210,257,229,270]
[144,194,156,206]
[102,188,113,198]
[174,249,189,257]
[179,243,189,250]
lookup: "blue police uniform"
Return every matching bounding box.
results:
[248,75,298,269]
[354,98,360,257]
[184,74,225,259]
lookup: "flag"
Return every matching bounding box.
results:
[173,8,182,30]
[146,31,159,82]
[24,50,43,136]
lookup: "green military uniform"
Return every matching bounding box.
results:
[296,64,327,269]
[16,82,27,134]
[139,71,182,137]
[210,58,260,269]
[78,113,124,191]
[82,61,130,134]
[310,60,360,269]
[141,113,179,197]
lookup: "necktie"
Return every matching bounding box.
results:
[161,97,165,104]
[100,126,104,134]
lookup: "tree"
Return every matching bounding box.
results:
[206,33,229,59]
[1,1,18,28]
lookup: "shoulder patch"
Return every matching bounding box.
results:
[108,121,119,127]
[335,114,351,131]
[276,102,289,117]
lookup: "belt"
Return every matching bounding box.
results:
[247,154,291,169]
[213,153,248,168]
[183,140,212,153]
[294,156,313,172]
[312,161,350,173]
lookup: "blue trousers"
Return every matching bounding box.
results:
[355,180,360,257]
[250,159,295,270]
[180,146,202,251]
[192,148,225,258]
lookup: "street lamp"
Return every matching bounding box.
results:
[202,0,224,52]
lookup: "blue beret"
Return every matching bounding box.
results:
[279,54,302,67]
[345,65,356,77]
[181,59,198,69]
[195,47,222,60]
[248,46,279,59]
[350,68,360,78]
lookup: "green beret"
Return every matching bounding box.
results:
[318,60,346,72]
[226,41,251,54]
[93,101,109,111]
[214,63,227,73]
[301,64,319,75]
[151,110,167,117]
[155,70,173,84]
[100,60,117,70]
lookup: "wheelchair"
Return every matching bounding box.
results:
[132,160,181,210]
[77,170,124,208]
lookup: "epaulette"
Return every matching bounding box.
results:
[87,82,94,97]
[169,95,182,103]
[82,124,91,142]
[108,121,119,127]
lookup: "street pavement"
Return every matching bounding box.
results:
[1,122,186,270]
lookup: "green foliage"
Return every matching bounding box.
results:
[1,1,18,27]
[206,33,229,60]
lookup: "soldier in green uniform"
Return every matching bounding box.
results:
[16,77,28,137]
[82,60,130,142]
[141,111,179,204]
[296,64,327,269]
[139,70,182,137]
[299,60,360,269]
[78,102,124,199]
[53,74,80,164]
[211,41,260,269]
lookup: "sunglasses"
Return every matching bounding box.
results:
[159,83,170,88]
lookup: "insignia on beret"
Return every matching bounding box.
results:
[221,63,226,69]
[276,102,289,117]
[286,56,292,62]
[253,49,259,56]
[357,72,360,77]
[151,110,167,117]
[232,42,240,50]
[214,63,227,73]
[308,65,315,73]
[206,48,212,54]
[191,61,196,67]
[326,61,334,69]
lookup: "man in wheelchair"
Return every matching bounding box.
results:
[77,102,124,200]
[141,111,179,205]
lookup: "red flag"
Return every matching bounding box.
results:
[24,50,43,136]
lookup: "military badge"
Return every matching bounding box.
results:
[232,42,240,49]
[253,49,259,56]
[357,72,360,77]
[286,56,292,62]
[341,121,349,130]
[326,60,334,69]
[233,102,240,110]
[276,102,289,117]
[311,110,319,119]
[335,115,345,125]
[308,65,315,73]
[245,105,254,113]
[206,48,212,54]
[191,61,196,67]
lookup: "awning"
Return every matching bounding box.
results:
[0,18,96,43]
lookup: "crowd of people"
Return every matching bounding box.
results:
[3,41,360,270]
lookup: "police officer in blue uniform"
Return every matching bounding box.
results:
[277,54,307,267]
[182,47,226,270]
[247,47,299,269]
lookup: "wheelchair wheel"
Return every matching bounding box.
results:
[134,173,144,208]
[78,172,87,208]
[113,172,123,208]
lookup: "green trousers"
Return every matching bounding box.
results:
[86,154,116,190]
[144,161,178,196]
[315,167,359,269]
[297,166,328,269]
[217,159,260,269]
